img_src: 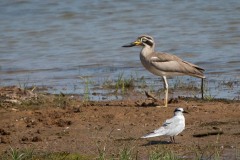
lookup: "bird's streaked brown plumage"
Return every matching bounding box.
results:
[123,35,205,107]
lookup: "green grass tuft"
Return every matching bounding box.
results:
[149,146,181,160]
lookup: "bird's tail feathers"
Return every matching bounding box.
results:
[141,132,163,138]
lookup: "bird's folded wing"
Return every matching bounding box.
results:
[182,60,205,71]
[150,52,204,76]
[150,52,182,62]
[141,117,176,138]
[141,126,166,138]
[150,53,187,72]
[162,117,179,130]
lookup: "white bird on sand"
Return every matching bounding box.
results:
[141,107,188,143]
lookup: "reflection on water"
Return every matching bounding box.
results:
[0,0,240,100]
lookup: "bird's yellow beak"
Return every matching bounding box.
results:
[122,39,142,47]
[133,40,142,46]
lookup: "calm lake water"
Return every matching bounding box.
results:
[0,0,240,100]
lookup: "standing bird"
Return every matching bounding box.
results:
[122,35,205,107]
[141,107,188,143]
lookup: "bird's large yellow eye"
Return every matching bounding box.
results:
[141,38,147,42]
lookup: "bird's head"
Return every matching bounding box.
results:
[122,35,155,48]
[174,107,188,115]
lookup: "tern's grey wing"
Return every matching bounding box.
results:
[149,52,205,78]
[141,116,178,138]
[161,116,180,130]
[141,126,167,138]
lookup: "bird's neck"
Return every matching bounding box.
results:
[141,45,155,57]
[174,112,184,117]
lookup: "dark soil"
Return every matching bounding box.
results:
[0,86,239,159]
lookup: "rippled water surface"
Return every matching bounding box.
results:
[0,0,240,100]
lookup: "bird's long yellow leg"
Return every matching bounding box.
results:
[163,76,168,107]
[157,76,168,108]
